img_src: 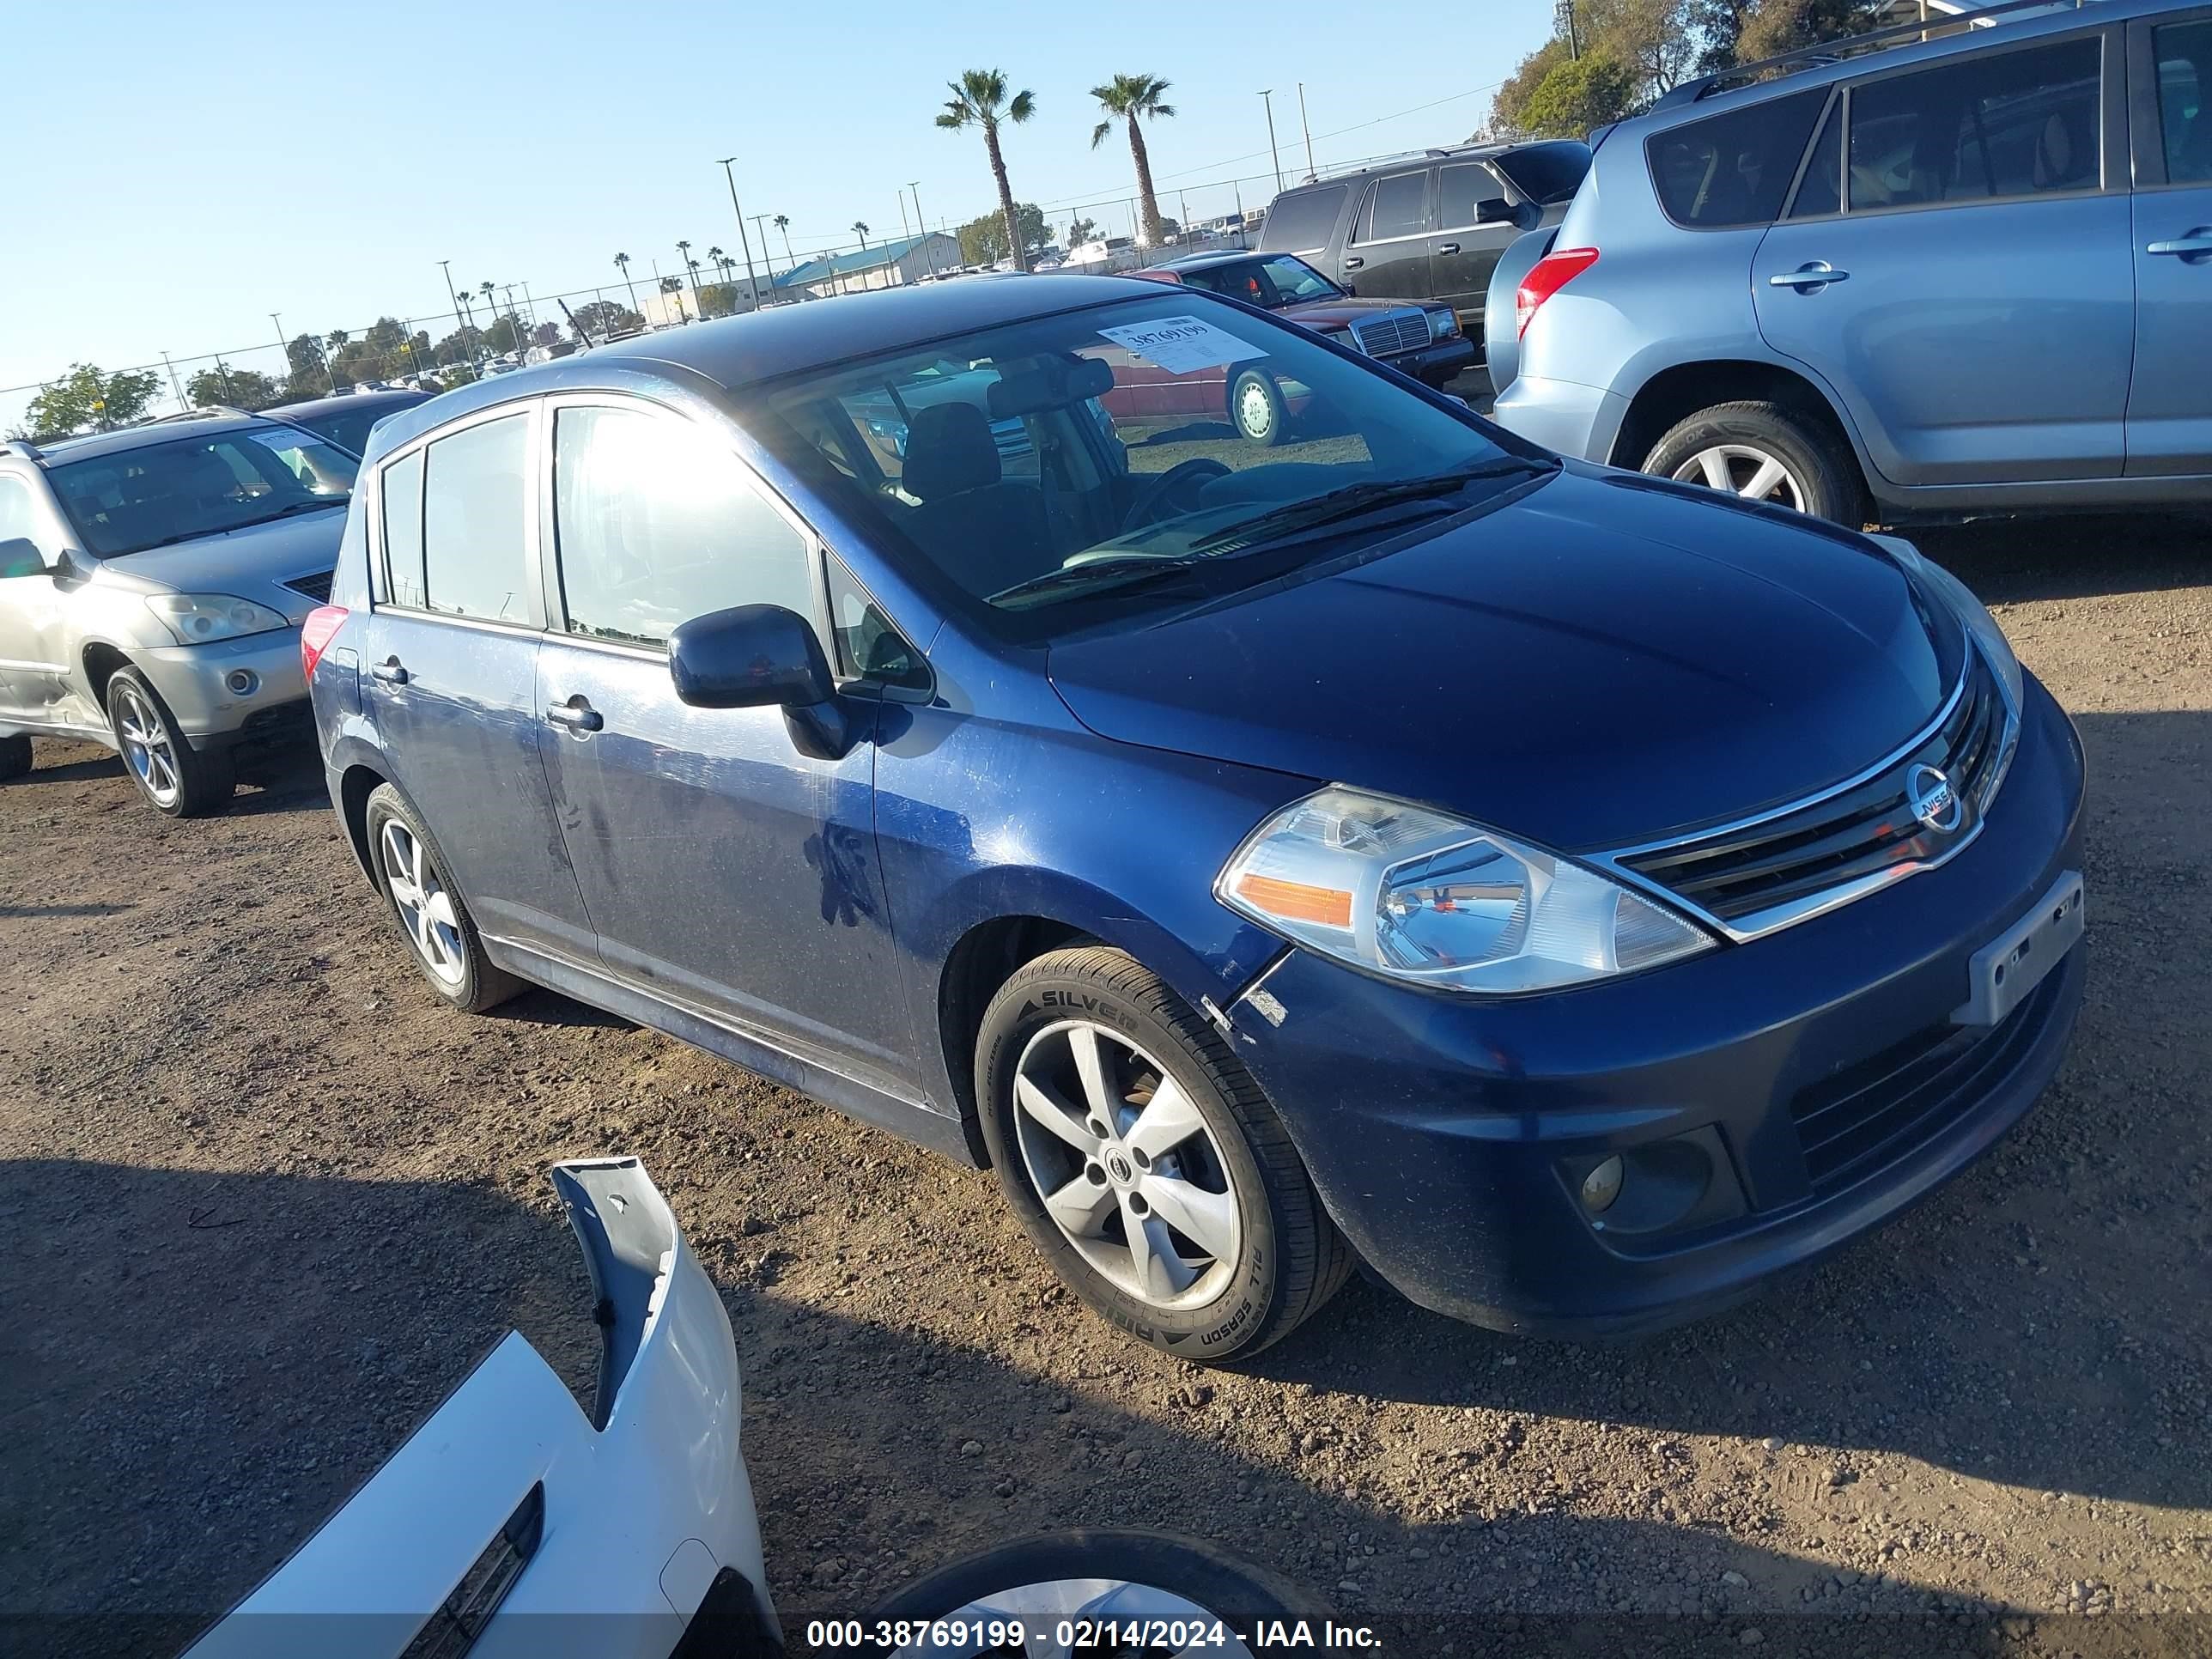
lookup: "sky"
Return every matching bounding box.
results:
[1,0,1554,431]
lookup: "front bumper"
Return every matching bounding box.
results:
[138,628,309,749]
[1229,673,2087,1338]
[1381,334,1479,386]
[185,1158,776,1659]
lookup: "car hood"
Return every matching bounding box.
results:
[87,506,347,619]
[1281,296,1422,329]
[1046,465,1959,851]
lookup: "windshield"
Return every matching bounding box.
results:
[50,426,357,557]
[1173,256,1341,308]
[744,293,1549,642]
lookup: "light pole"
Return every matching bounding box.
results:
[437,259,467,367]
[1258,90,1284,195]
[161,352,186,412]
[270,313,286,396]
[1297,82,1316,179]
[747,213,775,302]
[909,182,935,277]
[715,158,763,308]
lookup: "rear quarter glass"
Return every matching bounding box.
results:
[1258,185,1351,253]
[1645,88,1827,228]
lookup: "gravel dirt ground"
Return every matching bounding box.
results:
[2,511,2209,1658]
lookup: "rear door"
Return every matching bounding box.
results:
[1340,168,1437,303]
[1429,161,1522,336]
[532,396,918,1097]
[359,401,597,959]
[1753,30,2133,486]
[2125,10,2212,475]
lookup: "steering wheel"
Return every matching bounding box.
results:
[1118,458,1232,535]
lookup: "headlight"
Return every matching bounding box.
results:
[144,593,289,646]
[1870,533,2024,710]
[1217,787,1714,994]
[1426,307,1462,341]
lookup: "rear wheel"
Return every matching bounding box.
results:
[364,781,521,1013]
[1642,399,1861,524]
[0,733,31,782]
[1230,368,1290,447]
[106,668,234,817]
[976,946,1349,1363]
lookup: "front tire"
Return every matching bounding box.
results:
[1229,368,1290,447]
[862,1529,1336,1656]
[975,946,1349,1363]
[1642,399,1861,524]
[364,781,521,1013]
[106,668,234,817]
[0,733,31,782]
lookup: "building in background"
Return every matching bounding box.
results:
[775,232,963,299]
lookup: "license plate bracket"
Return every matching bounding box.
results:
[1953,869,2084,1027]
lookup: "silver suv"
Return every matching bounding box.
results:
[0,413,359,815]
[1488,0,2212,524]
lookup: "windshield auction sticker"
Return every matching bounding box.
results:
[1097,316,1269,374]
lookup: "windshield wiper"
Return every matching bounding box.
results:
[988,554,1213,609]
[1188,459,1553,554]
[240,496,349,526]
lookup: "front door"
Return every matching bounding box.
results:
[359,402,597,959]
[531,398,916,1097]
[1339,168,1436,305]
[1429,160,1523,341]
[2126,12,2212,476]
[1753,30,2133,488]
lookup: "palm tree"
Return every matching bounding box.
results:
[1091,73,1176,248]
[773,214,795,271]
[852,222,871,287]
[936,68,1037,272]
[707,245,726,307]
[614,252,639,316]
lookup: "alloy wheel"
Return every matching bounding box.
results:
[1671,443,1806,509]
[890,1577,1256,1659]
[1011,1020,1243,1310]
[1236,380,1275,441]
[379,818,466,988]
[112,681,180,809]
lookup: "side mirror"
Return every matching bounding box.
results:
[1474,197,1516,226]
[0,538,46,580]
[667,603,852,759]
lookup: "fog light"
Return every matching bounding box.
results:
[225,669,258,696]
[1580,1155,1624,1214]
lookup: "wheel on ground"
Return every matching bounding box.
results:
[1229,368,1290,447]
[0,733,31,782]
[363,781,521,1013]
[975,945,1350,1363]
[105,668,234,817]
[1642,399,1860,523]
[862,1528,1337,1658]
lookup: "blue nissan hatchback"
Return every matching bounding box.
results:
[304,274,2086,1360]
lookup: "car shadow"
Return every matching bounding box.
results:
[1908,510,2212,605]
[0,902,134,919]
[8,1157,2150,1659]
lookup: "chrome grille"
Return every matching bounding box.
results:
[283,569,335,603]
[1611,649,2014,938]
[1352,313,1430,357]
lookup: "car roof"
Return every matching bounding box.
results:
[1275,138,1553,192]
[268,388,432,421]
[364,274,1171,454]
[33,413,276,465]
[1150,251,1281,274]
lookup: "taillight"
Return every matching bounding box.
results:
[300,605,349,681]
[1516,246,1600,339]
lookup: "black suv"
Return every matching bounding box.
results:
[1255,140,1590,356]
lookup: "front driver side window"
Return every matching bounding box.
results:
[552,404,816,649]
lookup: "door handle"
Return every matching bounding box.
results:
[2146,231,2212,257]
[544,697,603,732]
[368,659,409,684]
[1769,262,1849,289]
[1436,242,1461,255]
[1342,256,1364,270]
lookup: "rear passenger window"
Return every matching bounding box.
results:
[421,414,532,624]
[2154,19,2212,184]
[552,404,815,649]
[1789,98,1844,218]
[1359,172,1431,241]
[380,450,426,608]
[1646,89,1826,228]
[1846,36,2101,209]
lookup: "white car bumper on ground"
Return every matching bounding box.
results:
[184,1158,777,1659]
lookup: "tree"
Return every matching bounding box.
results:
[185,365,281,410]
[1583,0,1702,100]
[24,363,162,438]
[613,252,639,317]
[1490,37,1572,136]
[936,68,1037,273]
[1516,52,1637,137]
[571,300,643,339]
[1735,0,1881,61]
[1066,213,1099,249]
[773,214,795,270]
[955,201,1049,266]
[1090,73,1176,247]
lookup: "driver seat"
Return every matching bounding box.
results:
[901,403,1055,597]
